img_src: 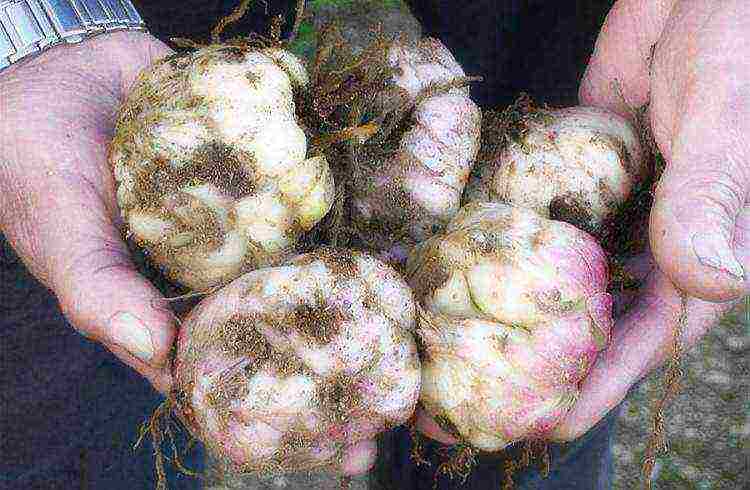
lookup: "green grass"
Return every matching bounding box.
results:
[308,0,354,7]
[288,19,317,56]
[377,0,404,8]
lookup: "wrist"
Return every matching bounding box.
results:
[0,30,163,103]
[0,0,146,75]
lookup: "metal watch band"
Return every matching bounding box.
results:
[0,0,146,72]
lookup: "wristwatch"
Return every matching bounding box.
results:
[0,0,146,73]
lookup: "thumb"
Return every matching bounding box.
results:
[45,189,176,394]
[649,120,750,302]
[647,1,750,303]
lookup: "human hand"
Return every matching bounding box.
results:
[553,0,750,439]
[414,0,750,445]
[0,30,379,476]
[0,31,175,394]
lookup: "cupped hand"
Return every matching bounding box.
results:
[416,0,750,445]
[0,32,175,394]
[0,30,377,476]
[555,0,750,439]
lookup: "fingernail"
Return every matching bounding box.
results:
[692,232,745,280]
[110,312,155,363]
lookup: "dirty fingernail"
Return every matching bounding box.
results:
[692,232,745,279]
[110,312,155,363]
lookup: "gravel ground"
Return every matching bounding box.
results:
[611,303,749,490]
[207,2,750,489]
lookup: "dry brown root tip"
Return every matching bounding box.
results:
[292,21,400,215]
[432,443,477,490]
[290,25,399,253]
[177,0,306,50]
[164,421,201,478]
[133,399,203,490]
[286,0,307,44]
[528,440,550,478]
[298,21,389,131]
[211,0,253,44]
[407,416,431,468]
[269,14,285,43]
[311,121,381,149]
[306,23,394,125]
[540,443,551,478]
[501,460,516,490]
[170,37,207,49]
[499,440,550,490]
[133,400,169,490]
[340,475,352,490]
[641,290,686,490]
[322,25,392,86]
[312,68,392,125]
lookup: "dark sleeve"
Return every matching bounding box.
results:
[404,0,522,107]
[0,235,205,488]
[404,0,613,107]
[134,1,610,107]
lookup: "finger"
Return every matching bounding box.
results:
[54,34,177,393]
[41,187,177,395]
[64,30,174,103]
[549,269,735,442]
[650,152,750,301]
[578,0,673,116]
[0,32,177,395]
